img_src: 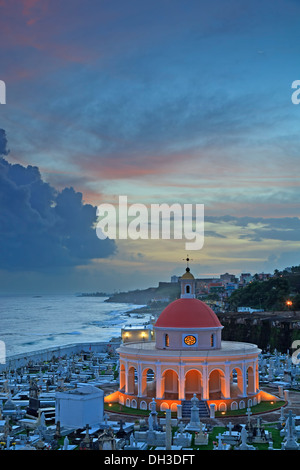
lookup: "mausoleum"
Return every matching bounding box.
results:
[114,262,276,413]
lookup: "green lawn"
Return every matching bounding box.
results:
[105,400,285,418]
[215,400,286,417]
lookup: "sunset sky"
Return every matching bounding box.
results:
[0,0,300,294]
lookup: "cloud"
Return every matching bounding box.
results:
[206,214,300,242]
[0,129,116,270]
[0,129,9,156]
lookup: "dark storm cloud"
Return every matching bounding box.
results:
[0,129,9,156]
[0,130,116,270]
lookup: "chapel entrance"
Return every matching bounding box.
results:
[185,369,202,400]
[208,369,226,399]
[162,369,179,400]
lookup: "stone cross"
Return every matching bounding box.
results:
[217,433,223,450]
[84,424,91,444]
[227,421,234,436]
[256,418,261,437]
[178,421,185,435]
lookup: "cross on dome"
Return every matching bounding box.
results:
[182,254,193,273]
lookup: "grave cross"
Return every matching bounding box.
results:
[246,407,252,428]
[217,433,223,450]
[227,421,234,436]
[84,423,91,445]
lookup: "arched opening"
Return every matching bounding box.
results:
[165,334,169,347]
[162,369,179,399]
[119,364,126,392]
[247,366,255,395]
[208,369,226,399]
[185,369,202,400]
[127,366,138,395]
[185,285,190,294]
[141,367,156,397]
[230,367,243,397]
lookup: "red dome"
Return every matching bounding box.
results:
[154,298,222,329]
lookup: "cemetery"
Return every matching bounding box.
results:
[0,267,300,451]
[0,338,299,450]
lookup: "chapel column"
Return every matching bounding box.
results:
[223,362,231,399]
[254,359,259,393]
[202,363,209,400]
[155,362,163,399]
[137,362,143,397]
[178,363,185,400]
[124,361,129,394]
[242,361,247,397]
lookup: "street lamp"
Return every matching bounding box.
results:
[286,300,294,316]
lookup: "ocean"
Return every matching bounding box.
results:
[0,295,148,358]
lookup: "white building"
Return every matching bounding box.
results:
[55,384,104,428]
[114,265,277,413]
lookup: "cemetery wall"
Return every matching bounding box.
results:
[0,339,120,372]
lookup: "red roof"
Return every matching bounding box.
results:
[154,298,222,329]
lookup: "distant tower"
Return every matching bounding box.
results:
[180,256,196,299]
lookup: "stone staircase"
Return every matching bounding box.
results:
[181,399,209,418]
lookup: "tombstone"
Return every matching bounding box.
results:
[284,390,290,405]
[148,413,154,431]
[124,433,147,450]
[165,409,172,450]
[3,393,17,415]
[177,404,182,420]
[252,418,268,444]
[6,435,11,450]
[3,416,11,439]
[185,394,201,432]
[173,421,193,447]
[63,436,69,450]
[26,380,40,417]
[54,420,61,440]
[194,425,208,446]
[149,398,158,430]
[82,423,92,449]
[209,403,216,419]
[36,412,47,440]
[268,359,274,381]
[221,421,240,445]
[214,433,230,450]
[236,426,255,450]
[280,407,285,426]
[246,407,252,430]
[97,428,116,450]
[116,420,126,438]
[282,410,299,450]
